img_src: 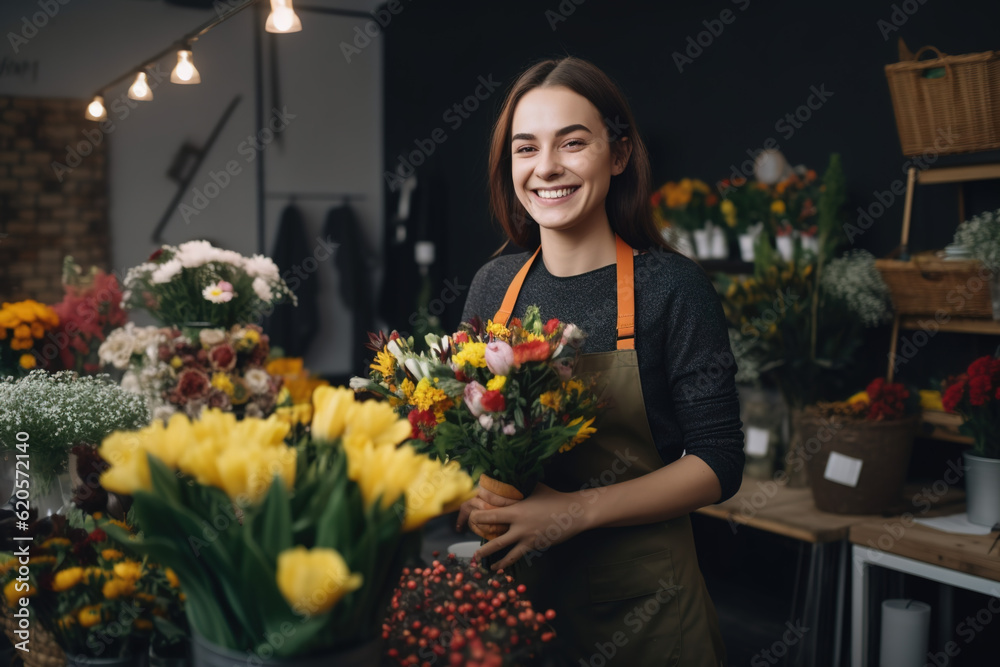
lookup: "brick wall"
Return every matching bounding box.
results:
[0,96,109,304]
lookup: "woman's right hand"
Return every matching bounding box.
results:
[456,486,522,538]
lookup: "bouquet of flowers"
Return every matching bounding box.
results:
[942,355,1000,459]
[0,371,149,493]
[0,300,60,375]
[650,178,718,232]
[100,323,281,421]
[50,257,128,375]
[95,387,475,659]
[121,241,296,330]
[353,306,602,498]
[0,513,184,661]
[810,378,919,421]
[717,177,770,237]
[382,555,555,666]
[769,166,822,237]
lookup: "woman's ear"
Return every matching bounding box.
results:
[612,136,632,176]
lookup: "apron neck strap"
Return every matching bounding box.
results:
[492,234,636,350]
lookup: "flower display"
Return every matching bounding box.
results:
[942,355,1000,459]
[100,323,281,421]
[0,371,149,490]
[0,299,60,375]
[382,555,556,666]
[650,178,718,233]
[768,166,821,236]
[267,357,330,427]
[121,241,296,329]
[0,513,185,660]
[810,378,919,421]
[717,176,770,236]
[353,305,602,495]
[96,386,475,658]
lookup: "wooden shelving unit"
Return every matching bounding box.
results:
[899,316,1000,335]
[920,409,973,445]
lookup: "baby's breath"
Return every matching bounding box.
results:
[954,208,1000,271]
[820,250,893,327]
[0,370,150,487]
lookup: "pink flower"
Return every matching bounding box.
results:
[552,357,575,381]
[485,341,513,376]
[203,281,235,304]
[464,381,486,417]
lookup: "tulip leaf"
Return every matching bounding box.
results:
[259,476,293,561]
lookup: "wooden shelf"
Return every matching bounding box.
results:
[920,410,973,445]
[899,316,1000,334]
[916,163,1000,185]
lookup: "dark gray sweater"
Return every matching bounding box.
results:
[461,246,745,502]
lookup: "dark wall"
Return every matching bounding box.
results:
[382,0,1000,344]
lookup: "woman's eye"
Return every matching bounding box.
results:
[514,145,535,154]
[564,139,585,148]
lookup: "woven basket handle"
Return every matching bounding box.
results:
[913,45,947,61]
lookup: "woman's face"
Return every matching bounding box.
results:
[510,86,627,238]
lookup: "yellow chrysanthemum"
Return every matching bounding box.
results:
[211,372,235,397]
[452,342,487,369]
[276,547,362,617]
[102,578,136,600]
[40,537,71,549]
[101,549,124,561]
[400,378,416,399]
[170,356,183,369]
[4,580,33,607]
[51,567,85,592]
[771,200,787,216]
[561,416,597,453]
[487,376,507,392]
[720,199,737,227]
[411,377,449,413]
[539,391,562,411]
[19,354,36,369]
[485,320,510,341]
[77,605,103,628]
[164,568,180,588]
[113,561,144,582]
[371,349,396,377]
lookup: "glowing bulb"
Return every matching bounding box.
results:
[265,0,302,33]
[84,96,107,121]
[170,49,201,84]
[128,72,153,101]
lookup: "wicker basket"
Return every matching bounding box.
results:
[885,46,1000,156]
[875,252,993,317]
[0,602,65,667]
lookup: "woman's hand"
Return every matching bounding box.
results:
[455,484,522,539]
[472,483,585,571]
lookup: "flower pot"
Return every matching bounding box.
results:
[800,410,919,515]
[738,234,757,262]
[65,653,136,667]
[800,233,819,255]
[30,471,73,517]
[776,235,795,262]
[710,226,728,259]
[693,229,712,259]
[962,452,1000,527]
[191,633,381,667]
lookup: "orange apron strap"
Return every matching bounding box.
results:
[491,236,635,349]
[615,235,635,350]
[493,245,541,326]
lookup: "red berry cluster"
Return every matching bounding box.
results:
[864,377,911,420]
[382,554,556,667]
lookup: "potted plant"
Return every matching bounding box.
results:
[96,387,475,667]
[0,299,60,376]
[799,378,921,514]
[942,355,1000,527]
[650,178,720,258]
[0,371,149,515]
[953,207,1000,320]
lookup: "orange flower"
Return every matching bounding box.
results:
[513,340,550,366]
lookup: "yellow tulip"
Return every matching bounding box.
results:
[348,398,412,446]
[99,434,153,496]
[311,386,358,442]
[276,547,362,617]
[920,390,944,412]
[51,567,85,592]
[216,444,296,505]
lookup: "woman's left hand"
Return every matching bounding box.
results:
[472,483,586,571]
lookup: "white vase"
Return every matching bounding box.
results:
[738,234,756,262]
[800,233,819,255]
[693,229,712,259]
[776,235,795,262]
[963,452,1000,527]
[30,472,74,517]
[710,226,728,259]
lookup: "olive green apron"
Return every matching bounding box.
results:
[492,235,727,666]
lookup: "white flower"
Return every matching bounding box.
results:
[244,254,281,282]
[252,277,273,302]
[151,259,183,285]
[199,328,227,347]
[478,414,494,430]
[349,376,373,390]
[131,325,163,355]
[203,281,236,303]
[244,368,272,395]
[175,240,219,268]
[404,358,424,380]
[99,331,135,369]
[152,404,177,423]
[120,371,141,394]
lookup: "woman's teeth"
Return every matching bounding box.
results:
[536,187,578,199]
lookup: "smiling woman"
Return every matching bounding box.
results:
[458,57,743,666]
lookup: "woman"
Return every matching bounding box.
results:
[455,57,743,665]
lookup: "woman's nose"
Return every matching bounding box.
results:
[535,147,564,179]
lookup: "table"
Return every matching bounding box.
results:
[850,520,1000,666]
[695,475,966,666]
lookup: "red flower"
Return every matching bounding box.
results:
[543,319,560,336]
[510,317,522,328]
[942,376,967,413]
[453,331,469,344]
[175,368,211,399]
[512,340,550,366]
[88,528,107,543]
[480,390,506,413]
[408,409,437,442]
[208,344,237,372]
[148,248,164,262]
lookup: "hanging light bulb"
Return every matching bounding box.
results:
[128,71,153,101]
[170,48,201,84]
[84,95,107,121]
[265,0,302,33]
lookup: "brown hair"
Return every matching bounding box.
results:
[488,57,672,253]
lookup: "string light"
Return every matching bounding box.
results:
[127,71,153,101]
[170,48,201,84]
[265,0,302,33]
[84,95,107,121]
